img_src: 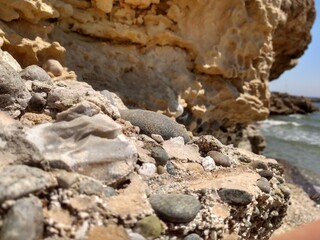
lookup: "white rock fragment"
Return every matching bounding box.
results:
[201,156,216,171]
[151,134,164,143]
[138,163,157,177]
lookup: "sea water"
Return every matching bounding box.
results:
[259,102,320,186]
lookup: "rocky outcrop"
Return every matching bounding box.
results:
[270,92,318,115]
[0,0,315,135]
[0,56,291,240]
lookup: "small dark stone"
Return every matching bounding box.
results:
[149,194,201,223]
[279,185,291,198]
[28,93,46,111]
[258,170,273,180]
[184,233,202,240]
[157,166,166,175]
[120,109,190,143]
[257,177,271,193]
[218,188,253,206]
[166,161,176,175]
[151,146,169,166]
[207,151,231,167]
[249,161,268,170]
[20,65,52,82]
[0,197,43,240]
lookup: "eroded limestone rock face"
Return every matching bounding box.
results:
[0,0,315,133]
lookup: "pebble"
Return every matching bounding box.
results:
[119,109,190,143]
[258,170,273,180]
[157,166,166,175]
[138,163,157,177]
[166,161,176,175]
[249,161,268,170]
[78,179,104,196]
[0,197,43,240]
[184,233,202,240]
[0,165,57,203]
[218,188,253,206]
[149,194,201,223]
[28,93,46,111]
[279,185,291,198]
[137,215,162,238]
[150,146,169,166]
[42,59,63,77]
[191,135,224,153]
[20,65,52,82]
[56,172,79,189]
[104,186,117,197]
[201,156,216,171]
[151,134,164,143]
[257,177,271,193]
[207,151,231,167]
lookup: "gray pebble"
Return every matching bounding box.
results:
[120,109,190,143]
[279,185,291,198]
[78,179,104,196]
[218,188,253,206]
[149,194,201,223]
[151,146,169,166]
[207,151,231,167]
[166,161,176,175]
[104,186,117,197]
[257,177,271,193]
[258,170,273,180]
[20,65,52,82]
[184,233,203,240]
[0,196,43,240]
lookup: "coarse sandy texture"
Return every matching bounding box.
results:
[271,183,320,238]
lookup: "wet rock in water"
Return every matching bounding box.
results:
[249,161,268,170]
[120,109,190,143]
[138,163,157,177]
[42,59,63,77]
[218,188,253,206]
[0,197,43,240]
[201,156,216,171]
[0,165,57,203]
[0,61,31,115]
[149,194,201,223]
[257,177,271,193]
[137,215,162,239]
[20,65,52,82]
[26,114,137,185]
[258,170,274,180]
[166,161,176,175]
[28,93,46,112]
[183,233,202,240]
[207,151,231,167]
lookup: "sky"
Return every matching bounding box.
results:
[270,0,320,97]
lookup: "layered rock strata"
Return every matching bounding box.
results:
[0,0,315,135]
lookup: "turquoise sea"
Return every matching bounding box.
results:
[259,102,320,187]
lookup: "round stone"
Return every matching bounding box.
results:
[42,59,63,77]
[157,166,166,175]
[257,177,271,193]
[28,93,46,111]
[201,156,216,171]
[137,215,162,238]
[183,233,202,240]
[218,188,253,206]
[138,163,157,177]
[20,65,52,82]
[166,161,176,175]
[149,194,201,223]
[207,151,231,167]
[120,109,190,143]
[279,185,291,198]
[258,170,273,180]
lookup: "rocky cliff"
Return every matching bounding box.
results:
[0,0,315,136]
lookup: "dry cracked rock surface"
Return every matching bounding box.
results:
[0,54,292,240]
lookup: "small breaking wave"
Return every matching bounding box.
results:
[260,119,301,128]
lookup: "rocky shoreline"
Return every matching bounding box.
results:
[0,50,293,240]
